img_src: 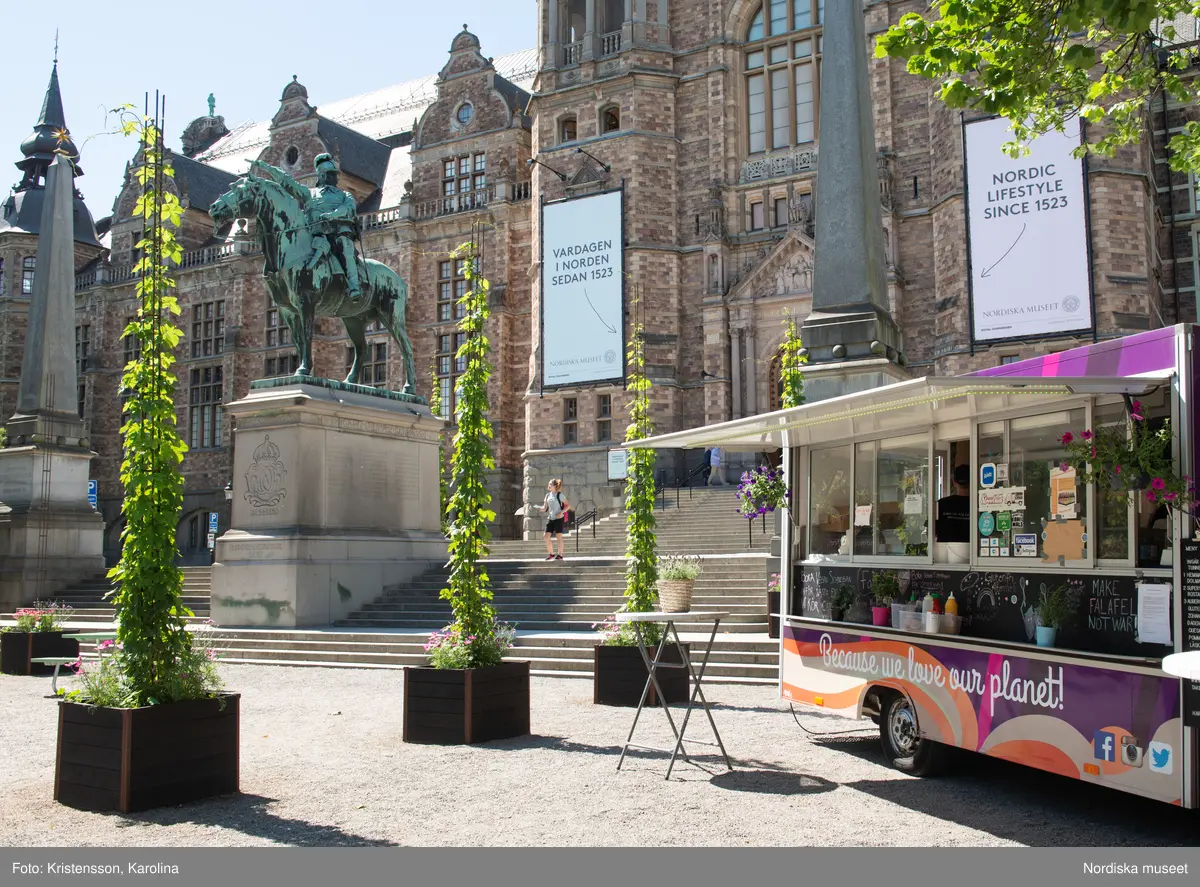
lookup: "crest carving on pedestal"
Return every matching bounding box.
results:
[245,435,288,508]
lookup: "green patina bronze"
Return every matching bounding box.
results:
[209,156,418,395]
[249,374,426,404]
[207,93,216,117]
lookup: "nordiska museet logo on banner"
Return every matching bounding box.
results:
[982,297,1081,319]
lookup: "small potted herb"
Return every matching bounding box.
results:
[870,571,900,627]
[657,554,702,613]
[0,602,76,676]
[1035,583,1078,648]
[830,582,856,622]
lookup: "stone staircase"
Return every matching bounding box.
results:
[492,486,773,558]
[0,567,212,627]
[2,489,781,683]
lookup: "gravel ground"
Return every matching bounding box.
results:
[1,664,1196,847]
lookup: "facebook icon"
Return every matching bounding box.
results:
[1093,730,1116,762]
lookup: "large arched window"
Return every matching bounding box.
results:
[744,1,824,154]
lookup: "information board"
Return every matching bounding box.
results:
[1180,542,1200,726]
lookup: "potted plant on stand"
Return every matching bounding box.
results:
[593,313,689,707]
[871,571,899,626]
[657,554,701,613]
[1,603,76,676]
[54,108,238,813]
[1035,583,1077,648]
[403,236,529,744]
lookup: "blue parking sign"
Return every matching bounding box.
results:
[87,480,97,510]
[209,512,219,532]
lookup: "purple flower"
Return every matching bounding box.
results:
[1060,432,1074,445]
[1147,491,1158,503]
[1081,430,1093,441]
[1151,477,1166,491]
[1166,492,1178,502]
[1059,462,1069,473]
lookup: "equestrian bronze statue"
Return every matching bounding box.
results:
[209,154,416,393]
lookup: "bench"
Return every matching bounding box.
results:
[30,657,78,694]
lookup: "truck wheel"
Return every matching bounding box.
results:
[879,692,942,776]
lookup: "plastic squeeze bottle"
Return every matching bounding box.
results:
[922,594,934,614]
[945,592,959,616]
[932,594,943,615]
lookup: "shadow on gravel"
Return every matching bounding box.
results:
[710,770,837,796]
[115,793,396,847]
[844,753,1200,846]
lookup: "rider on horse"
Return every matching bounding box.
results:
[250,153,364,302]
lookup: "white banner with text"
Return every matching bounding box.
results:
[965,116,1091,342]
[541,189,624,387]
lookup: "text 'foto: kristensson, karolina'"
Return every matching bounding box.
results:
[12,862,182,875]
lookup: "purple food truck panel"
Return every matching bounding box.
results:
[783,625,1183,805]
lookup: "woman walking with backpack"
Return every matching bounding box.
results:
[539,479,570,560]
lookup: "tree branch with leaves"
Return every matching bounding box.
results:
[877,2,1200,171]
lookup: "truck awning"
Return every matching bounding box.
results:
[625,371,1174,451]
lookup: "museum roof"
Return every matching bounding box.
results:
[195,47,538,176]
[170,151,238,211]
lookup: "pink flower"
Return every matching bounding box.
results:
[1147,491,1158,503]
[1060,432,1074,445]
[1152,477,1166,491]
[1081,430,1093,440]
[1114,465,1122,474]
[1060,462,1069,472]
[1166,492,1178,502]
[1090,447,1096,458]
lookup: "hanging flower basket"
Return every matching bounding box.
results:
[1060,402,1195,515]
[736,465,790,519]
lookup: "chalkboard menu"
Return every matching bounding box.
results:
[1181,542,1200,726]
[794,563,1175,659]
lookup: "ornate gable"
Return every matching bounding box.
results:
[729,228,816,302]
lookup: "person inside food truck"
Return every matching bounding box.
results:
[935,464,971,543]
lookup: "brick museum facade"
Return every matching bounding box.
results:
[1,1,1195,564]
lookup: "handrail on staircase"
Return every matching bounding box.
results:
[574,509,599,553]
[656,461,710,511]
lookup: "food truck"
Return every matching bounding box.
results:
[630,325,1199,807]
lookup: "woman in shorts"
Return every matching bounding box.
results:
[539,479,570,560]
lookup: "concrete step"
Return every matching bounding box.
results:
[334,617,767,633]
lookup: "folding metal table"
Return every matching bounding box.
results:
[614,610,733,779]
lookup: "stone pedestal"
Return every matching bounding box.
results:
[797,357,912,405]
[0,443,105,610]
[211,381,447,628]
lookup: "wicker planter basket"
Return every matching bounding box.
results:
[657,579,696,613]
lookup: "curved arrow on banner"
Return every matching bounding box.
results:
[980,223,1027,279]
[584,288,618,334]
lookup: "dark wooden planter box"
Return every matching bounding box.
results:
[593,643,690,707]
[1,631,79,676]
[54,693,240,813]
[403,660,530,744]
[767,590,781,639]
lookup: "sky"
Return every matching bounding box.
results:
[2,2,534,222]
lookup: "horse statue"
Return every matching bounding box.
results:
[208,165,417,394]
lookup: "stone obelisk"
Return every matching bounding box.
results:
[0,153,104,609]
[800,0,906,398]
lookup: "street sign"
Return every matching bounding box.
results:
[206,532,216,550]
[209,512,219,532]
[87,480,97,510]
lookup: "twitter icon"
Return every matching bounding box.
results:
[1148,741,1173,775]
